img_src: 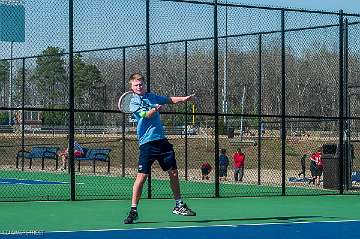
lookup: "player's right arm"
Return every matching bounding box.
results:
[143,105,163,118]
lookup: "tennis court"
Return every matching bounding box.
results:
[0,169,340,201]
[0,195,359,239]
[0,170,357,238]
[1,1,360,238]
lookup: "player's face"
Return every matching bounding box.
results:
[131,78,145,95]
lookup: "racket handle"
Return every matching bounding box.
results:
[149,104,159,108]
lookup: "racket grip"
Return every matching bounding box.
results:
[149,104,159,108]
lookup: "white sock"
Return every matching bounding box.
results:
[175,199,183,207]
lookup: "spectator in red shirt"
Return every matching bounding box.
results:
[233,148,245,182]
[309,147,323,186]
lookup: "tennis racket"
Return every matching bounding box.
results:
[118,91,157,113]
[118,91,136,113]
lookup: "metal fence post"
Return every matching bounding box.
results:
[122,47,126,178]
[21,58,25,171]
[281,9,286,196]
[185,40,189,181]
[213,0,220,198]
[257,34,262,186]
[343,18,351,191]
[146,0,152,199]
[338,10,344,195]
[68,0,76,201]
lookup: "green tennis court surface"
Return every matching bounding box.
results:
[0,170,359,238]
[0,169,338,201]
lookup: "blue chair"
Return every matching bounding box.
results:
[16,147,59,170]
[75,148,111,173]
[352,171,360,183]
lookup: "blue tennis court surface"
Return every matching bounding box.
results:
[0,178,68,185]
[1,220,359,239]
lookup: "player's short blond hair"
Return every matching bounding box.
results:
[129,73,144,84]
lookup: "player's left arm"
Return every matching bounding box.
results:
[169,94,195,104]
[144,94,194,118]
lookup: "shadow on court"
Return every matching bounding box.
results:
[136,215,338,224]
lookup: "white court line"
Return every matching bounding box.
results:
[5,219,358,235]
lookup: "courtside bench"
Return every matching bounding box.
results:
[16,147,60,170]
[75,148,111,174]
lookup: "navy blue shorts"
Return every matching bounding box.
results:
[138,139,177,174]
[219,166,228,177]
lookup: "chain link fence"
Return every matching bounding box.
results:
[0,0,359,201]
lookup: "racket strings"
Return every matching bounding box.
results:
[119,93,134,113]
[119,92,153,113]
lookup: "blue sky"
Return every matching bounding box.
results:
[0,0,359,60]
[231,0,360,13]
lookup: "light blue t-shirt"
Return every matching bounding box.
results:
[130,93,170,145]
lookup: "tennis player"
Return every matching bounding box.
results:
[123,73,196,224]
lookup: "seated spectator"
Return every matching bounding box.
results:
[58,135,84,170]
[201,162,212,180]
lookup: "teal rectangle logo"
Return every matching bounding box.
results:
[0,3,25,42]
